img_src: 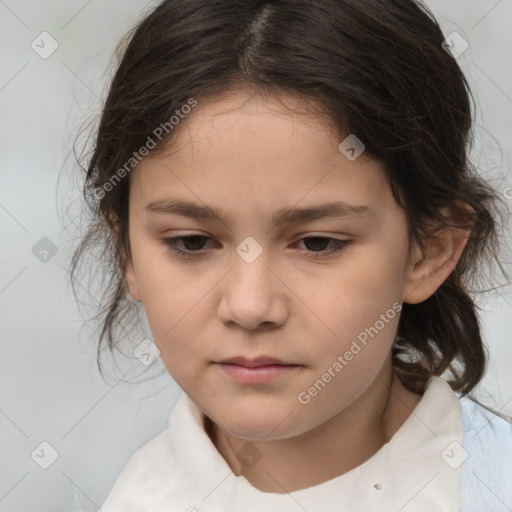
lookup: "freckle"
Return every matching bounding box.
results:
[374,483,383,490]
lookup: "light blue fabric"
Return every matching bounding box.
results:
[460,394,512,511]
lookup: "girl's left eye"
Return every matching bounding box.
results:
[161,235,352,259]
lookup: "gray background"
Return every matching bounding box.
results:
[0,1,511,511]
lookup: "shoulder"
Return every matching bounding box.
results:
[460,393,512,442]
[100,428,174,511]
[459,394,512,510]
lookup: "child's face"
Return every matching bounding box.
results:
[125,89,417,440]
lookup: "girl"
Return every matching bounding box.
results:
[70,0,512,510]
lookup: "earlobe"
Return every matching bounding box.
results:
[124,259,142,302]
[402,209,472,304]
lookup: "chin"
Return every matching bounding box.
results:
[215,408,302,441]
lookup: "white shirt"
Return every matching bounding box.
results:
[101,376,512,511]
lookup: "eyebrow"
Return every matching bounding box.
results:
[145,198,375,226]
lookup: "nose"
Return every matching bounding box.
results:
[217,247,288,331]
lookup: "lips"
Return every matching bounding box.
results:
[216,356,298,368]
[215,358,302,384]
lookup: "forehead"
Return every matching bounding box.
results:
[130,89,391,218]
[173,89,341,158]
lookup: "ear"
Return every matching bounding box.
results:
[402,204,473,304]
[124,258,142,302]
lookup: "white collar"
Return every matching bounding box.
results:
[164,375,463,511]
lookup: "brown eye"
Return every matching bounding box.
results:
[296,237,351,258]
[302,237,332,252]
[161,235,213,258]
[177,235,209,251]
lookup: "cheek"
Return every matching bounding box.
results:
[299,303,400,424]
[141,279,205,350]
[303,245,405,333]
[132,248,215,377]
[342,225,409,308]
[142,288,207,386]
[297,239,406,377]
[129,241,187,337]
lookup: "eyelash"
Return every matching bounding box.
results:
[161,235,352,260]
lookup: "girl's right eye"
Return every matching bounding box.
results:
[161,235,213,259]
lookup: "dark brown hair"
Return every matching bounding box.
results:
[70,0,509,398]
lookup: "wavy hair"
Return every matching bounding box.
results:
[70,0,509,399]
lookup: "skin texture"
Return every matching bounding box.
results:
[124,88,471,493]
